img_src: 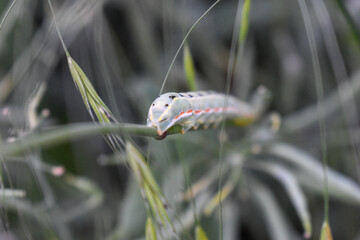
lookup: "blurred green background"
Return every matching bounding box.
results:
[0,0,360,239]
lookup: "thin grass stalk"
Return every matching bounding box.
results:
[0,0,17,32]
[175,138,199,227]
[217,0,247,238]
[159,0,222,94]
[297,0,329,223]
[312,0,360,182]
[0,123,157,156]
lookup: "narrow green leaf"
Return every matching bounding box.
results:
[146,217,157,240]
[195,225,209,240]
[239,0,251,44]
[183,43,197,91]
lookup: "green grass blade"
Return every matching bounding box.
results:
[183,43,197,91]
[195,225,209,240]
[146,217,157,240]
[239,0,251,44]
[319,221,333,240]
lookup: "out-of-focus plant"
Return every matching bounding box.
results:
[0,0,359,239]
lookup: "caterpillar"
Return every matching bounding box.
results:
[147,90,259,136]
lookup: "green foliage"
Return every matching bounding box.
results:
[184,43,197,91]
[126,142,174,235]
[195,225,209,240]
[319,221,333,240]
[239,0,251,44]
[0,0,359,240]
[146,217,157,240]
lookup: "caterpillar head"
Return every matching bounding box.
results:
[147,92,183,135]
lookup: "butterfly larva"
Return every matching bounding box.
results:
[147,91,257,136]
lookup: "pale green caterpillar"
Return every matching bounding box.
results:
[147,90,261,136]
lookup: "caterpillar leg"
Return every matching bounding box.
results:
[203,115,217,129]
[193,117,205,130]
[181,121,194,134]
[211,115,224,129]
[156,122,172,136]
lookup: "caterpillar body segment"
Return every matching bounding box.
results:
[147,91,257,136]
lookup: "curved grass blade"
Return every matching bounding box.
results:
[312,0,360,181]
[0,0,17,32]
[159,0,222,94]
[249,178,295,240]
[268,143,360,204]
[249,161,311,238]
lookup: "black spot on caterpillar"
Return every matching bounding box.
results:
[147,91,256,135]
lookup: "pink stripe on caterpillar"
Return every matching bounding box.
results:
[147,91,256,136]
